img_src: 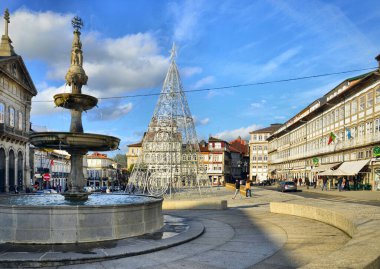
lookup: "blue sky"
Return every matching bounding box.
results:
[1,0,380,155]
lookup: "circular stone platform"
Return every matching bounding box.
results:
[0,194,163,244]
[0,215,204,268]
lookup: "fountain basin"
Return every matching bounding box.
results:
[0,194,163,244]
[54,93,98,111]
[30,132,120,151]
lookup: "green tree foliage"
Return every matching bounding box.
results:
[113,154,127,168]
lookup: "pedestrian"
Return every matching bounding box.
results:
[321,177,328,191]
[232,178,242,199]
[338,177,343,192]
[342,178,346,191]
[305,177,310,189]
[298,178,303,186]
[245,179,252,198]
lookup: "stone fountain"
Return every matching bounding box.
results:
[30,17,119,201]
[0,17,163,244]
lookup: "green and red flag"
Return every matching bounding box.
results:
[328,132,336,145]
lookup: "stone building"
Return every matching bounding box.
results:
[0,9,37,192]
[249,124,282,183]
[199,137,232,185]
[126,141,142,170]
[268,54,380,190]
[86,152,117,188]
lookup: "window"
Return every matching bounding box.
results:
[264,155,268,161]
[359,96,365,111]
[376,87,380,104]
[258,135,262,141]
[252,146,256,151]
[367,92,373,108]
[366,121,373,134]
[351,100,357,114]
[375,118,380,133]
[258,146,262,150]
[18,111,22,130]
[253,134,257,140]
[345,103,350,118]
[359,124,364,137]
[9,107,14,127]
[0,103,4,123]
[264,146,267,150]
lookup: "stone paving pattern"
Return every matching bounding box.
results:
[1,187,379,268]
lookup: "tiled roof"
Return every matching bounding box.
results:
[128,142,142,147]
[209,136,228,143]
[250,124,282,134]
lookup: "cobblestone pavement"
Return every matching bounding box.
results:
[47,188,357,269]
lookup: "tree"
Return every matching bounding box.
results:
[113,154,127,168]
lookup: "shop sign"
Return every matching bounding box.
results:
[374,146,380,158]
[312,157,319,166]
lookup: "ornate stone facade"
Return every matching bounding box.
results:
[0,9,37,192]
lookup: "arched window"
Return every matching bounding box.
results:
[0,103,4,123]
[9,107,15,127]
[18,111,23,130]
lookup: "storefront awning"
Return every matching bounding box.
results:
[312,162,341,172]
[319,160,370,176]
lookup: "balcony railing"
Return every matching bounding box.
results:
[0,123,28,141]
[271,132,380,163]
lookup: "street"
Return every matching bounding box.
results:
[258,185,380,207]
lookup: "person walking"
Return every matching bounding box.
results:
[305,177,310,189]
[338,177,343,192]
[232,178,242,199]
[321,177,328,191]
[245,179,252,198]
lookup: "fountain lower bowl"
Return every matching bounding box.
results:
[29,132,120,151]
[0,194,163,244]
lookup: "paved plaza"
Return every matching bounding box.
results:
[2,187,379,268]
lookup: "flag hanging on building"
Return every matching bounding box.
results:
[50,159,54,166]
[346,127,352,139]
[328,132,336,145]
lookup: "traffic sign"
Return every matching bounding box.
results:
[43,173,51,181]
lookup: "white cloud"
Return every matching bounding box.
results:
[215,124,262,141]
[194,76,215,89]
[169,0,206,42]
[193,116,210,126]
[274,115,286,120]
[181,66,202,77]
[250,99,267,108]
[6,9,169,99]
[87,102,133,121]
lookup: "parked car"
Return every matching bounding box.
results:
[258,180,272,186]
[278,181,297,192]
[35,189,58,194]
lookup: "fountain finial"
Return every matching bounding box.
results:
[71,16,83,32]
[65,16,88,94]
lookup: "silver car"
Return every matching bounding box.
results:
[278,181,297,192]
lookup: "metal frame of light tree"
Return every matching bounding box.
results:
[129,44,209,197]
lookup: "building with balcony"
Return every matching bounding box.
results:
[268,54,380,190]
[198,137,232,185]
[249,124,282,183]
[229,136,249,180]
[32,149,70,191]
[87,152,117,188]
[0,10,37,192]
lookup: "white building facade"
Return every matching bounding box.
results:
[0,10,37,192]
[268,55,380,190]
